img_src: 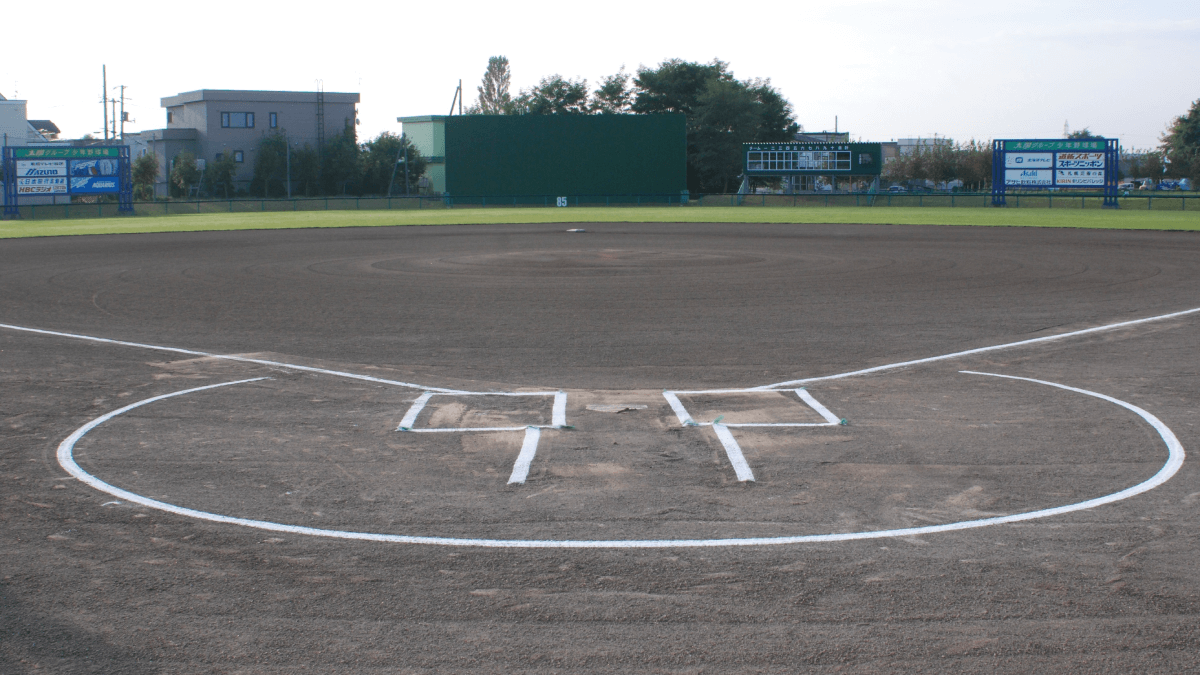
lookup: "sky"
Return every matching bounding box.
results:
[5,0,1198,150]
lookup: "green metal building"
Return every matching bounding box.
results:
[397,114,686,197]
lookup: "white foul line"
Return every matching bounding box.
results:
[712,423,755,481]
[508,427,542,484]
[753,306,1200,390]
[56,371,1185,547]
[0,322,472,395]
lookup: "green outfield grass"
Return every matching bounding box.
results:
[1,206,1197,239]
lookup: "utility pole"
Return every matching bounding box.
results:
[119,85,126,140]
[102,65,108,141]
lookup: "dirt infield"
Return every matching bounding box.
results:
[2,222,1199,672]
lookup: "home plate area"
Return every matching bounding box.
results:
[71,361,1168,545]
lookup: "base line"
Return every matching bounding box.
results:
[752,306,1200,390]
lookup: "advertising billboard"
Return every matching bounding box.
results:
[16,160,68,177]
[70,158,119,177]
[3,145,132,216]
[991,139,1119,207]
[17,177,68,194]
[69,176,121,193]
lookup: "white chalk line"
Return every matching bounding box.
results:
[508,428,542,484]
[397,390,566,432]
[664,389,840,480]
[750,306,1200,391]
[56,372,1185,548]
[712,424,755,481]
[0,322,488,396]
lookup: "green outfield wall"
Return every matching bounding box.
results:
[441,114,686,196]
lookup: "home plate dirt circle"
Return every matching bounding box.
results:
[52,335,1184,548]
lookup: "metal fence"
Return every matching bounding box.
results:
[7,191,1199,220]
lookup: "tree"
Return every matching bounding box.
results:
[590,68,632,114]
[320,124,362,195]
[632,59,732,116]
[250,133,289,198]
[292,144,320,196]
[512,75,590,115]
[691,79,760,193]
[632,59,800,193]
[475,56,513,115]
[132,152,159,200]
[169,152,200,198]
[360,132,427,195]
[204,151,238,198]
[1161,98,1200,183]
[1068,128,1099,139]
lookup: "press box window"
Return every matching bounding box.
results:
[234,151,244,163]
[269,112,278,128]
[166,110,174,123]
[221,112,255,128]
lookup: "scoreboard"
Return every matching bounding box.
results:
[745,142,882,176]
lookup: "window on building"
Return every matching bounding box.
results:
[234,151,244,163]
[220,112,255,128]
[269,112,278,128]
[167,110,174,123]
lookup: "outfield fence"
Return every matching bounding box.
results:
[6,192,1199,220]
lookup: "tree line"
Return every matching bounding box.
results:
[131,127,427,200]
[466,56,799,193]
[882,139,993,191]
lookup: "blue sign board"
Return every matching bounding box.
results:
[70,176,122,193]
[991,139,1119,208]
[3,145,132,217]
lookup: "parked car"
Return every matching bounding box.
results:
[1117,182,1135,190]
[1156,180,1181,191]
[887,185,907,193]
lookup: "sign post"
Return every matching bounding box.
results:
[991,139,1119,208]
[3,145,133,218]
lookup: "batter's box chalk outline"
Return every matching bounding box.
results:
[396,391,568,484]
[661,388,843,482]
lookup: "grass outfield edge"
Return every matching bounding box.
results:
[2,206,1198,239]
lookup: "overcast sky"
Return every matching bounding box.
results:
[6,1,1197,150]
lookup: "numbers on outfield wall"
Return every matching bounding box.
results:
[556,197,568,207]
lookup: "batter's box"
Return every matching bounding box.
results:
[395,390,568,485]
[396,391,567,432]
[662,388,842,428]
[661,388,844,483]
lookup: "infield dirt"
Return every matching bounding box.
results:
[2,222,1199,672]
